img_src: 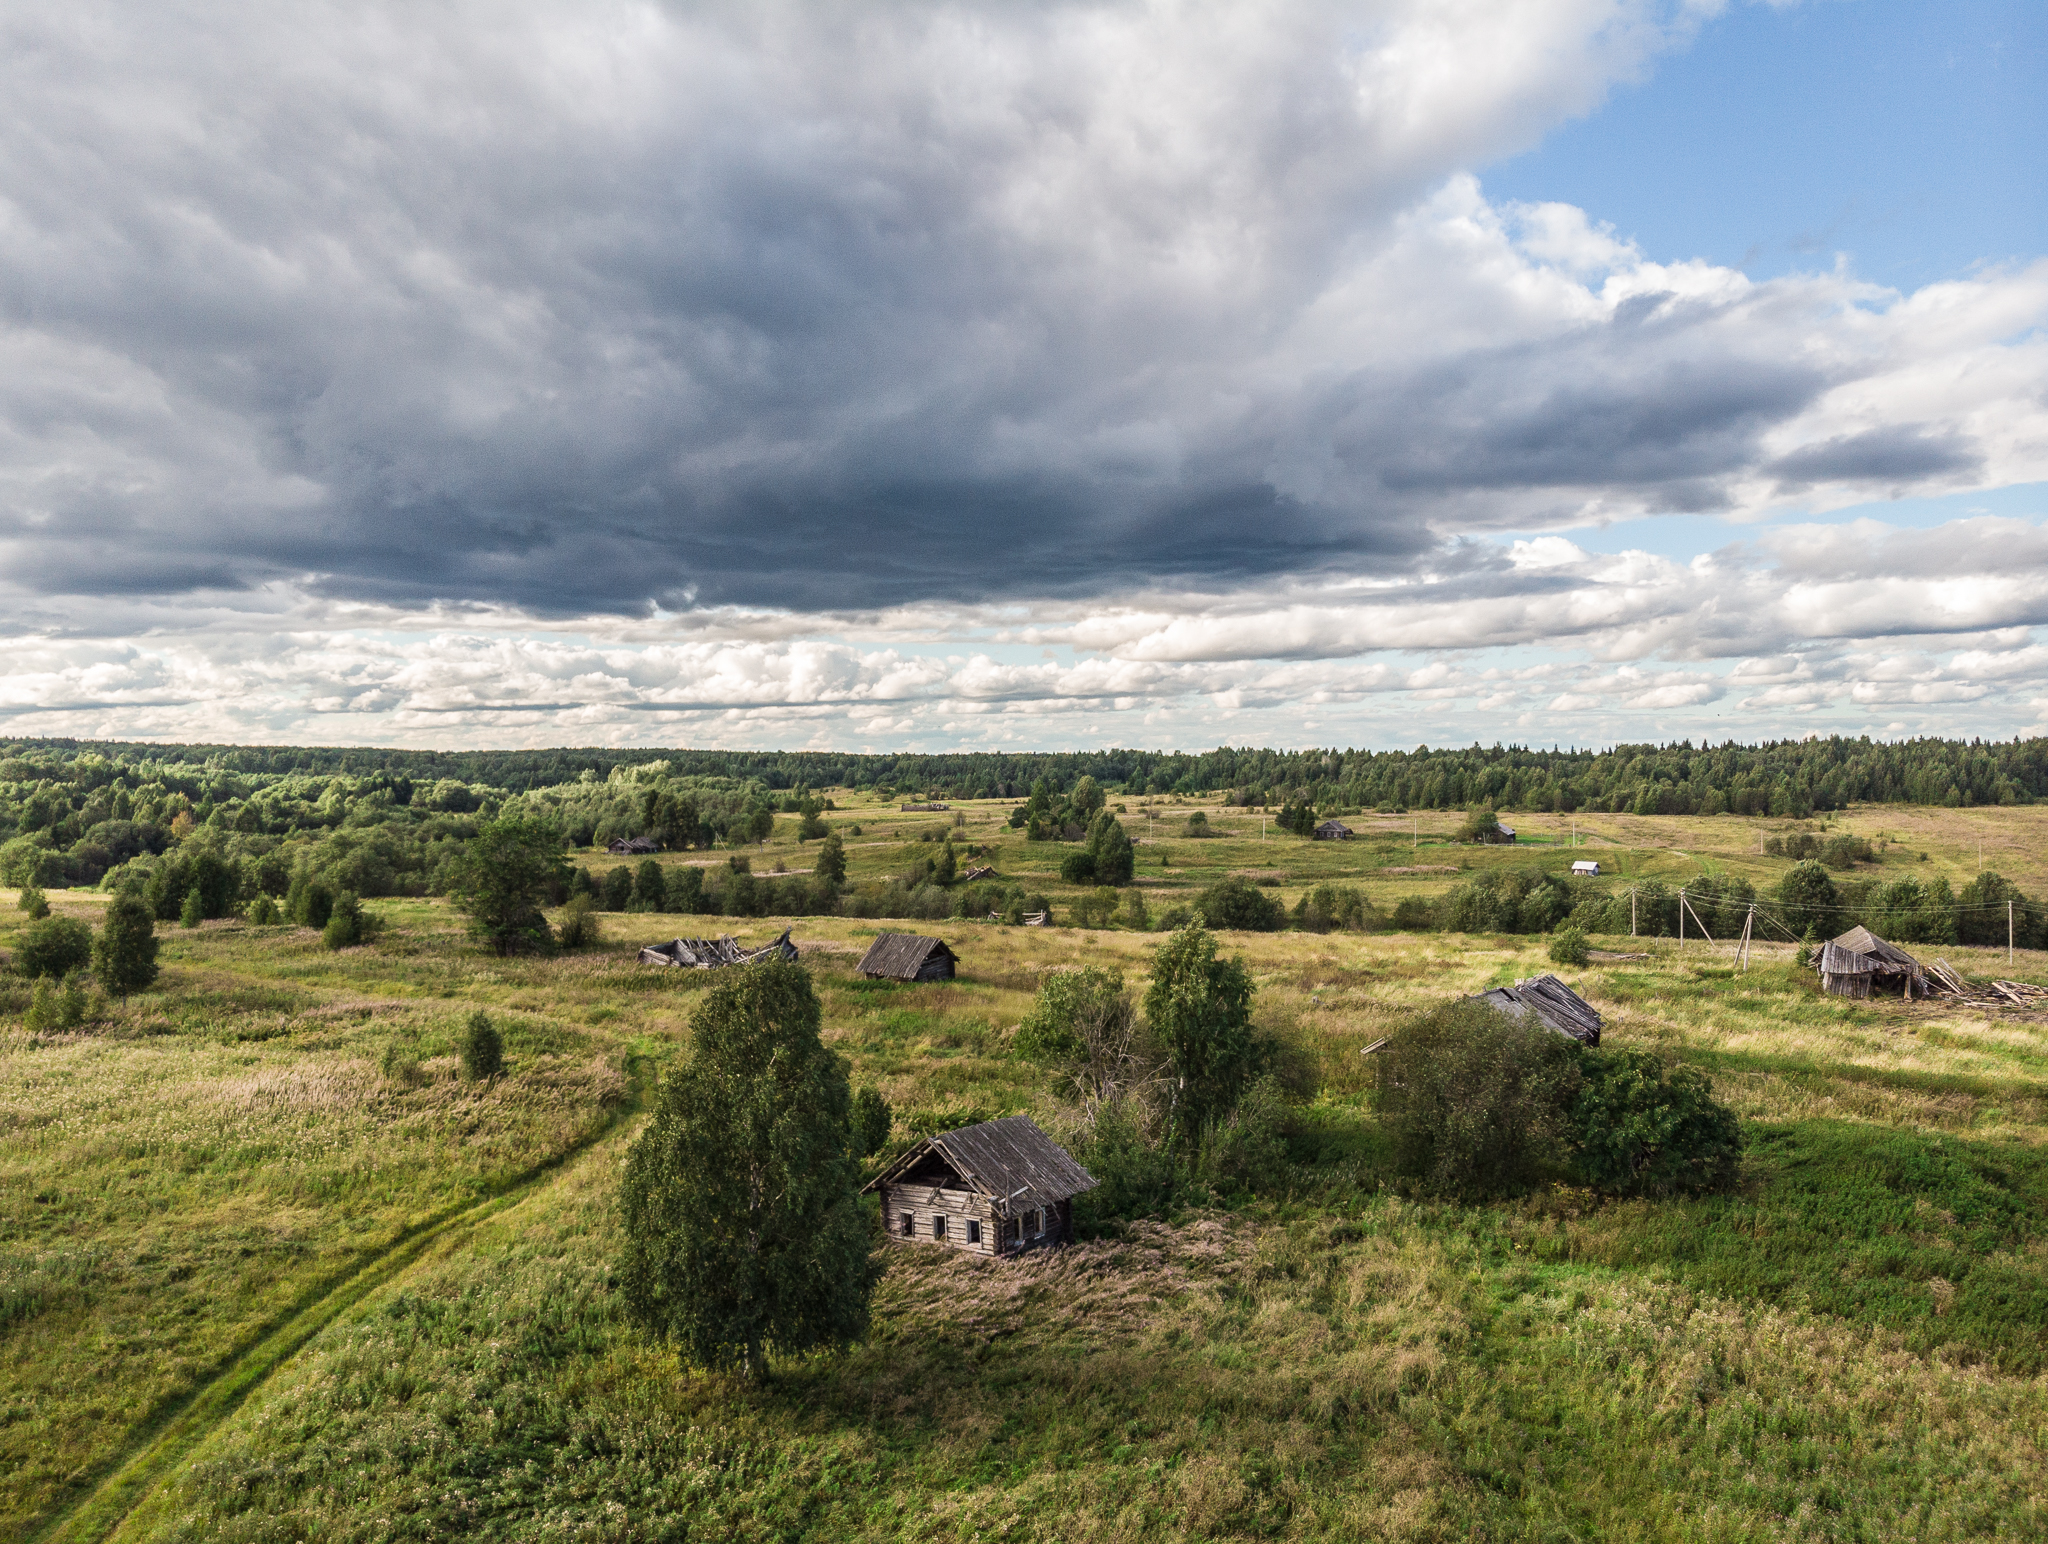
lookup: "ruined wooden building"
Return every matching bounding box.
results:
[866,1115,1097,1256]
[638,930,798,968]
[1818,926,1931,999]
[857,932,959,982]
[607,836,660,856]
[1312,819,1353,841]
[1472,972,1602,1045]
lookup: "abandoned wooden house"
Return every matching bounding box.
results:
[866,1115,1097,1256]
[1478,821,1517,845]
[607,836,660,856]
[638,930,798,968]
[1312,819,1353,841]
[856,932,959,981]
[960,864,996,882]
[1571,859,1601,877]
[1818,926,1932,999]
[1472,972,1602,1045]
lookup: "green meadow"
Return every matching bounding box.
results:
[5,797,2047,1541]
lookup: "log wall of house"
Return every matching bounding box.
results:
[880,1183,997,1256]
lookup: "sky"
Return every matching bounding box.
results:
[1,0,2044,754]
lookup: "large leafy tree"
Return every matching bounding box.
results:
[618,960,877,1381]
[1776,860,1839,938]
[451,814,570,955]
[1143,924,1258,1147]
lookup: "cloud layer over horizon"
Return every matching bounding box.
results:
[2,0,2045,750]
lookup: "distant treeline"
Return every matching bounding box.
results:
[7,733,2048,814]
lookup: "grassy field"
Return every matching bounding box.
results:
[614,788,2048,925]
[4,803,2047,1540]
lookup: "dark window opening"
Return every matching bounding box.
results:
[933,1215,947,1240]
[966,1219,981,1244]
[900,1212,915,1236]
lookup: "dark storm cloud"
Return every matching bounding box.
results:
[0,2,2023,621]
[1767,427,1983,491]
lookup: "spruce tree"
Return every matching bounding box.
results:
[93,893,160,1000]
[815,832,846,887]
[461,1011,504,1082]
[618,960,876,1380]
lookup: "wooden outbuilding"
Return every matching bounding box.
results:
[1818,926,1931,999]
[607,836,660,855]
[866,1115,1097,1256]
[857,932,959,981]
[1472,972,1602,1046]
[638,930,798,968]
[1312,819,1353,841]
[1478,821,1517,845]
[1571,860,1600,877]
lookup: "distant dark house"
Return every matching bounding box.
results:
[607,836,660,855]
[900,802,950,812]
[1472,972,1601,1046]
[866,1115,1097,1255]
[1312,819,1353,841]
[1818,926,1930,999]
[638,930,798,969]
[1477,821,1517,845]
[857,932,959,982]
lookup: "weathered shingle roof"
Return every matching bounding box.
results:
[857,932,957,979]
[1819,926,1924,978]
[1473,972,1602,1046]
[866,1115,1097,1211]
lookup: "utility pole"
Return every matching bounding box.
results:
[1413,816,1417,852]
[2011,899,2016,966]
[1739,904,1754,972]
[1631,885,1637,938]
[1678,887,1685,950]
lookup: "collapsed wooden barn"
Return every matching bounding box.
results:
[866,1115,1097,1256]
[857,932,960,982]
[638,930,798,968]
[607,836,660,855]
[1817,926,1932,999]
[1471,972,1602,1046]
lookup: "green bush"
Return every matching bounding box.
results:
[93,893,160,999]
[246,893,282,926]
[1206,1076,1296,1194]
[14,915,93,980]
[1390,894,1437,931]
[461,1011,504,1082]
[179,889,204,928]
[1548,924,1590,966]
[1193,875,1283,932]
[321,891,367,950]
[1568,1048,1742,1195]
[557,894,604,950]
[851,1086,892,1158]
[1292,883,1374,933]
[17,882,48,919]
[1375,1000,1578,1200]
[1072,1105,1186,1233]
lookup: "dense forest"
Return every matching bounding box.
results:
[7,733,2045,816]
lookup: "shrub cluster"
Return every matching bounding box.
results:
[1374,1000,1741,1200]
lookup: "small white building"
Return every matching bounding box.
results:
[1571,860,1600,877]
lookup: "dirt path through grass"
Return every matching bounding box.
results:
[28,1078,644,1544]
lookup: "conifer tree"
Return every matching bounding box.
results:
[93,893,160,1001]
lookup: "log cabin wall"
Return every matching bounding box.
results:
[880,1182,997,1256]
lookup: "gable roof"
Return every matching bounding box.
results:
[1820,926,1924,977]
[865,1115,1097,1210]
[1473,972,1602,1046]
[856,932,958,979]
[1314,819,1352,837]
